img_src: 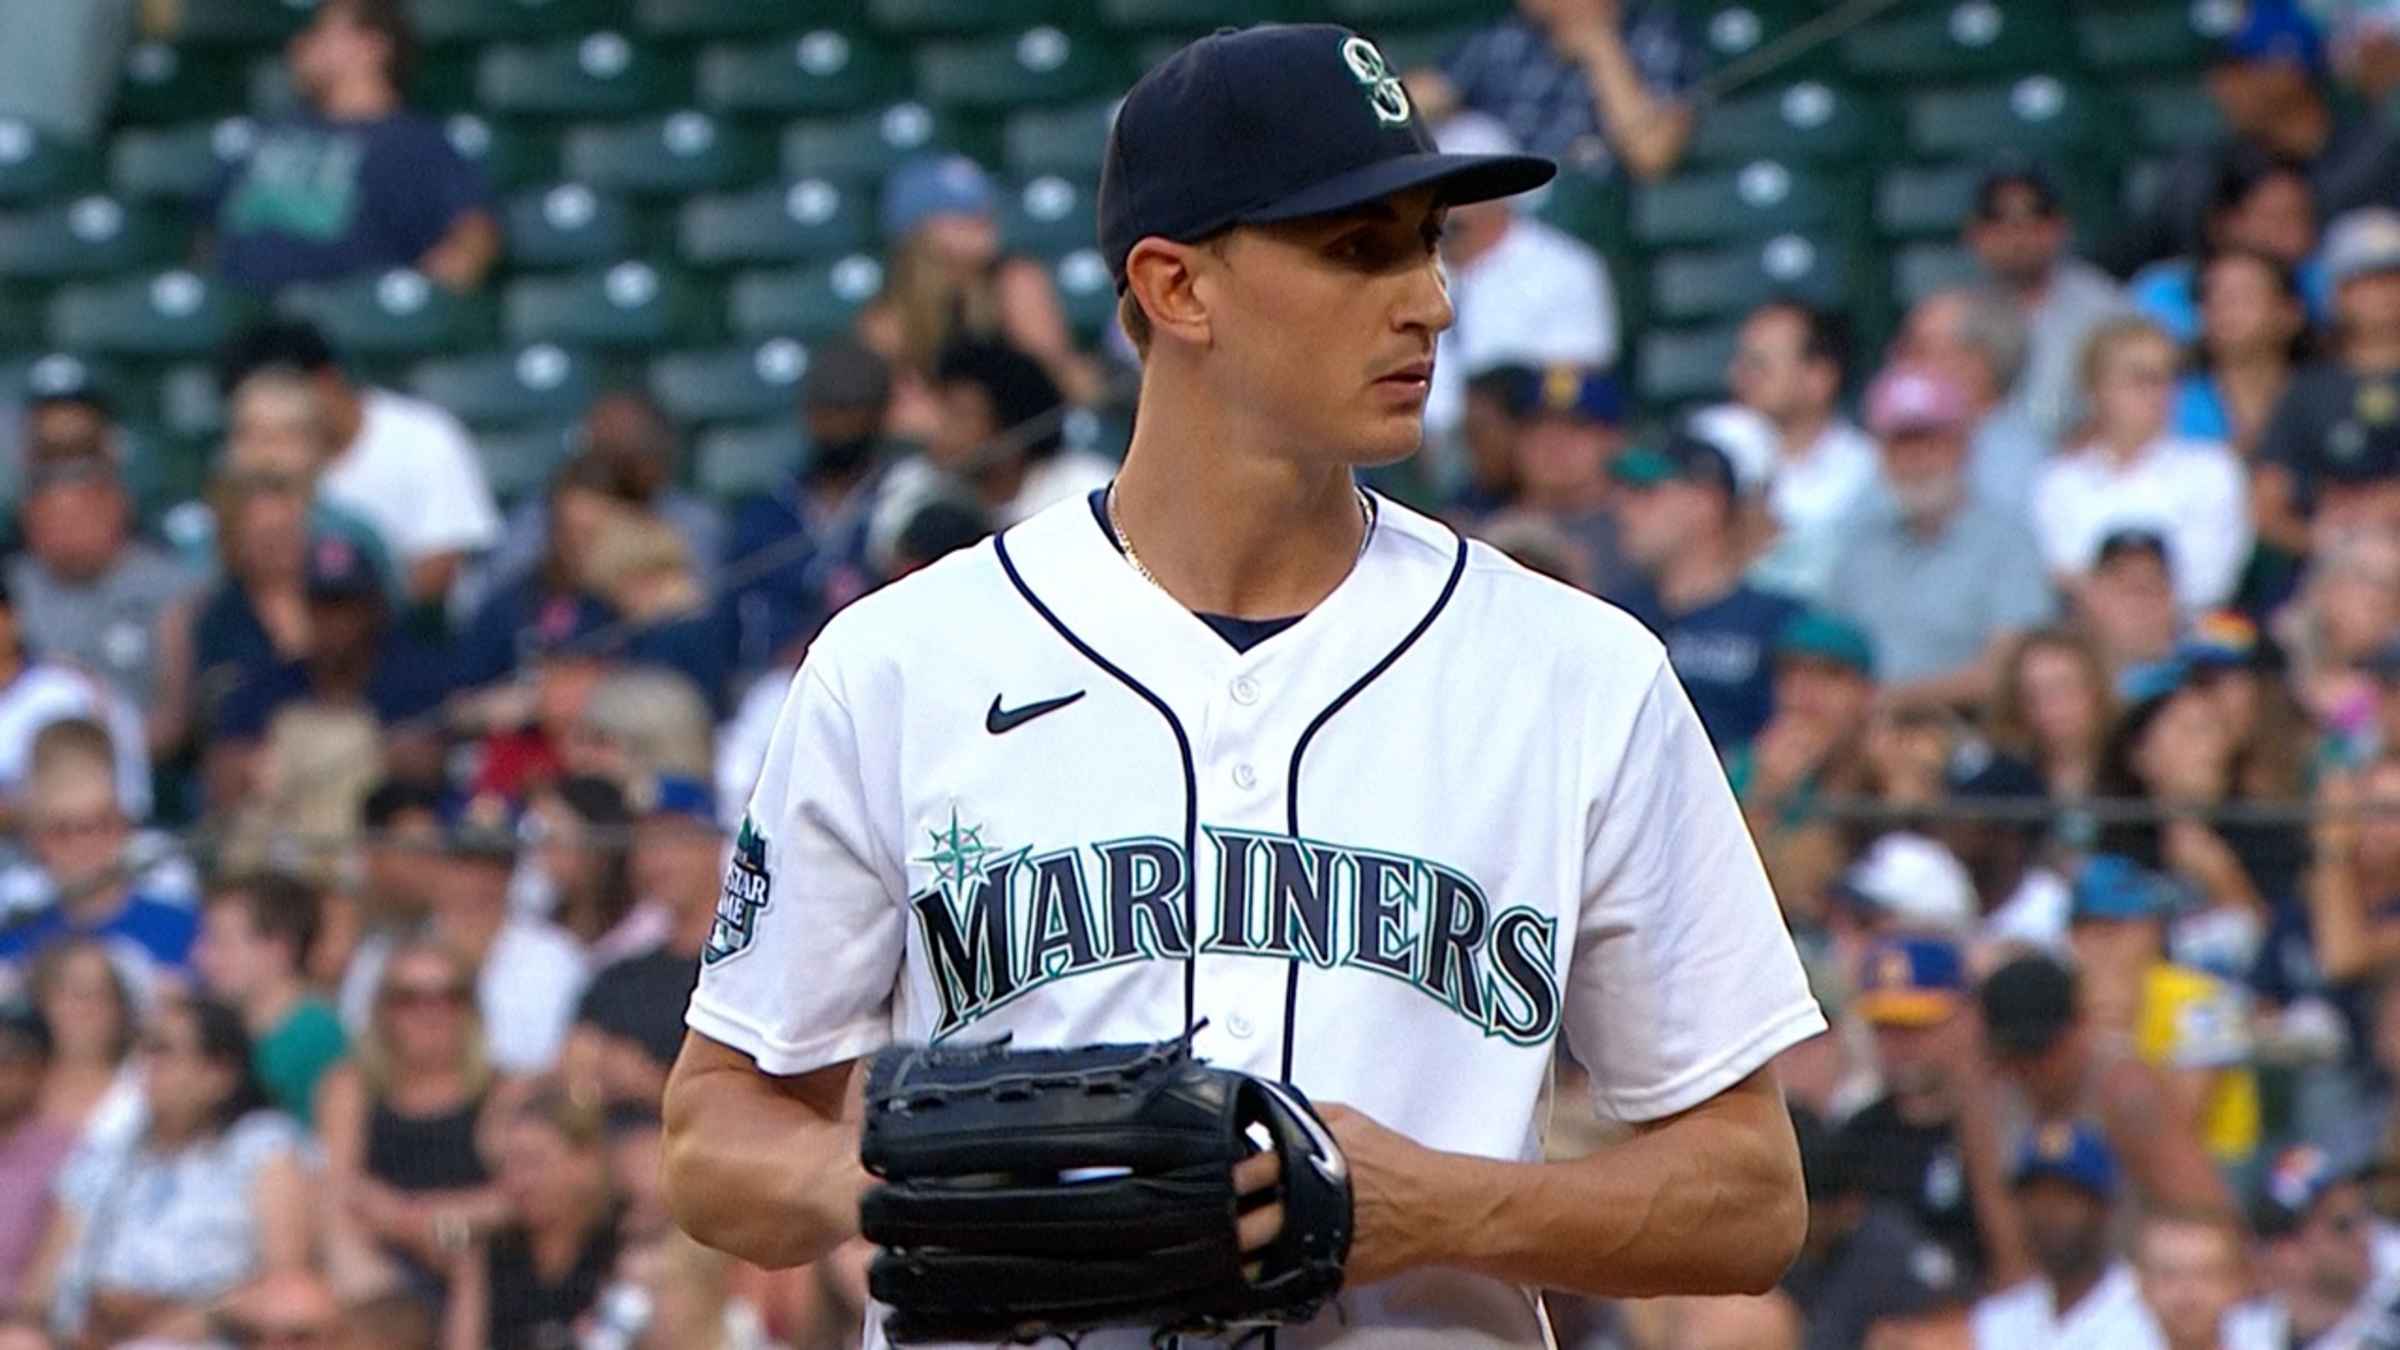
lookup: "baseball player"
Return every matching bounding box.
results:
[664,22,1821,1348]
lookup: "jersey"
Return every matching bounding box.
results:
[2134,962,2261,1166]
[688,493,1825,1349]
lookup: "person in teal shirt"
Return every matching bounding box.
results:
[193,874,348,1125]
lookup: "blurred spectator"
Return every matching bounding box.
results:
[1620,1291,1804,1350]
[604,1100,669,1247]
[1422,113,1617,473]
[2076,529,2183,681]
[1835,834,1979,950]
[1703,301,1876,605]
[337,810,586,1076]
[580,513,734,710]
[521,776,651,962]
[343,1288,440,1350]
[355,780,442,944]
[474,1087,621,1350]
[1938,747,2072,958]
[605,1230,778,1350]
[1784,1104,1962,1350]
[1481,364,1637,599]
[2258,208,2400,553]
[477,392,724,617]
[205,0,498,292]
[2183,614,2313,905]
[0,576,147,822]
[1828,363,2053,707]
[316,939,516,1306]
[1732,613,1876,916]
[218,322,500,609]
[2129,1208,2251,1350]
[870,339,1109,571]
[1964,167,2128,444]
[1896,288,2047,523]
[2332,0,2400,101]
[560,775,717,1110]
[2305,753,2400,989]
[1406,0,1699,180]
[1610,433,1800,753]
[28,998,311,1346]
[568,668,715,798]
[2113,0,2400,273]
[0,0,133,143]
[192,874,345,1126]
[1992,627,2118,803]
[212,1271,345,1350]
[2231,1146,2400,1345]
[2175,248,2310,458]
[2131,150,2326,343]
[0,1005,69,1307]
[1840,936,1987,1286]
[24,941,138,1157]
[1469,511,1595,592]
[860,154,1104,437]
[1969,1124,2153,1347]
[1451,365,1534,518]
[453,451,637,700]
[890,493,994,579]
[7,400,197,754]
[0,741,192,1001]
[726,340,892,674]
[2293,536,2400,757]
[2033,317,2250,616]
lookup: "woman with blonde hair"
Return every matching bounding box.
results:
[1991,626,2118,803]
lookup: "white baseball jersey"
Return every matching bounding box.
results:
[688,491,1824,1349]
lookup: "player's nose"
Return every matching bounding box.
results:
[1392,255,1453,338]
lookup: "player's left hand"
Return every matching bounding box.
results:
[1234,1101,1432,1290]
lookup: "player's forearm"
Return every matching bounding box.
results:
[662,1045,869,1269]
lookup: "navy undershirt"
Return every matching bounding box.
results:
[1086,489,1311,653]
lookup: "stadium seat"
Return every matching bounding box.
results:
[1647,235,1853,325]
[1691,2,1836,77]
[780,102,971,182]
[2075,2,2242,73]
[1365,26,1476,73]
[48,270,257,358]
[110,119,255,203]
[1051,248,1116,342]
[279,270,499,359]
[1630,159,1850,249]
[476,33,685,119]
[505,263,715,349]
[246,56,304,120]
[1635,323,1739,408]
[120,427,212,520]
[560,112,764,197]
[1687,81,1884,166]
[158,363,224,441]
[0,196,180,283]
[0,120,98,205]
[1327,0,1507,25]
[2127,82,2224,153]
[503,184,637,269]
[117,43,247,127]
[475,422,580,503]
[1003,99,1118,180]
[1099,0,1291,30]
[917,28,1122,109]
[413,0,618,44]
[727,256,886,341]
[868,0,1059,37]
[1893,242,1981,308]
[1531,168,1627,252]
[998,175,1099,259]
[172,0,313,46]
[409,344,599,426]
[0,351,125,413]
[443,115,563,193]
[641,0,862,39]
[698,31,907,117]
[649,338,810,424]
[1841,0,2074,80]
[1874,160,2115,243]
[695,420,808,500]
[679,179,876,268]
[1904,77,2105,161]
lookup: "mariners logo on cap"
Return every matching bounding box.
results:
[1340,36,1411,127]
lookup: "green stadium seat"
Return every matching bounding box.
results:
[698,32,907,117]
[120,426,212,519]
[1100,0,1291,30]
[679,179,876,267]
[1688,81,1884,166]
[1841,0,2074,80]
[0,120,99,205]
[476,422,581,503]
[1630,159,1849,249]
[560,112,764,197]
[641,0,862,39]
[1647,235,1853,325]
[0,197,180,283]
[1327,0,1506,25]
[0,352,125,412]
[414,0,618,44]
[117,43,246,126]
[49,270,257,358]
[1051,248,1116,342]
[1004,99,1117,180]
[2075,2,2242,73]
[1875,161,2115,243]
[172,0,314,46]
[917,28,1121,109]
[1692,3,1829,76]
[504,262,714,348]
[1904,77,2106,161]
[409,344,599,425]
[502,184,637,269]
[728,256,885,341]
[246,56,304,120]
[444,115,562,192]
[998,174,1098,259]
[159,363,224,441]
[279,270,499,359]
[695,421,807,500]
[1531,168,1626,251]
[476,33,685,119]
[1635,324,1739,408]
[868,0,1058,37]
[110,119,255,203]
[1893,243,1981,308]
[1365,26,1475,73]
[781,102,964,181]
[2127,81,2224,153]
[649,338,809,423]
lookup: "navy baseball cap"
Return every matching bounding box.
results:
[1098,24,1555,288]
[1612,432,1739,497]
[2013,1121,2119,1199]
[304,530,386,604]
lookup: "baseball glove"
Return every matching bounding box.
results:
[858,1032,1354,1345]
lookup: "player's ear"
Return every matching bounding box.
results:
[1122,238,1214,351]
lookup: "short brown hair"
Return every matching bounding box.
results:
[327,0,418,94]
[30,717,116,781]
[1117,290,1152,358]
[203,873,324,973]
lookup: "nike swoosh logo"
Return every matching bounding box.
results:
[985,691,1086,734]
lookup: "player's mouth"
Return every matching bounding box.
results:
[1373,358,1433,398]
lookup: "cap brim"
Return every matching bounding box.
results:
[1240,151,1558,225]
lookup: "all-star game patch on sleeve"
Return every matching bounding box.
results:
[686,658,907,1076]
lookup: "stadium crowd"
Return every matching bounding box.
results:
[17,0,2400,1346]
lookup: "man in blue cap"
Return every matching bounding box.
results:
[1969,1122,2156,1347]
[667,22,1821,1348]
[2230,1144,2400,1347]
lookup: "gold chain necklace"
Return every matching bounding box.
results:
[1105,484,1373,591]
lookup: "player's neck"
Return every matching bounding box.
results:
[1112,422,1368,620]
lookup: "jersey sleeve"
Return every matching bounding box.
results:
[685,658,906,1076]
[1563,656,1826,1122]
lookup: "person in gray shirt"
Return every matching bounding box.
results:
[1965,167,2128,447]
[1828,362,2055,708]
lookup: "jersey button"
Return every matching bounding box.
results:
[1232,763,1258,790]
[1227,1013,1254,1039]
[1230,676,1260,705]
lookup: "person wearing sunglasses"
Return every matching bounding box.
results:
[2230,1145,2400,1347]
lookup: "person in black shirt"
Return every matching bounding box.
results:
[473,1086,621,1350]
[1840,935,1986,1288]
[2257,209,2400,549]
[1783,1107,1963,1350]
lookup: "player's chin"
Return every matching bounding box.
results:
[1342,410,1427,467]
